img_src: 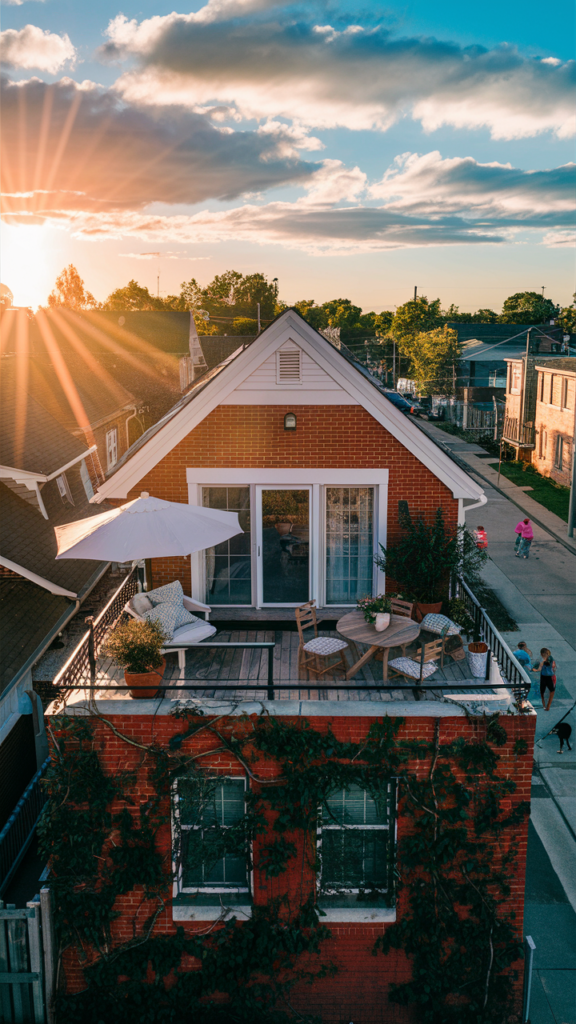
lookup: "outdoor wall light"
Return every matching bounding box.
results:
[284,412,297,430]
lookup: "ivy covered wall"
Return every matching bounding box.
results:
[42,701,535,1024]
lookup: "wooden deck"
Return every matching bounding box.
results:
[83,629,503,704]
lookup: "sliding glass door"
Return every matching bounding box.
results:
[325,487,374,604]
[203,487,252,604]
[258,487,310,605]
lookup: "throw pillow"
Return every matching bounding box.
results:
[420,613,461,636]
[148,581,184,606]
[132,593,153,616]
[143,604,178,641]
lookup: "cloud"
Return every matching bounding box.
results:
[102,6,575,139]
[370,151,575,221]
[1,24,75,73]
[118,251,211,259]
[2,0,45,5]
[542,230,576,247]
[0,75,320,215]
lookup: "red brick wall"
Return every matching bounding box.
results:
[54,709,534,1022]
[120,405,458,593]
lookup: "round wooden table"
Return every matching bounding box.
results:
[336,611,420,681]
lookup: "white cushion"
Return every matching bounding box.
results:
[166,620,217,645]
[303,636,348,655]
[420,613,461,636]
[388,657,438,680]
[143,603,179,640]
[131,593,153,616]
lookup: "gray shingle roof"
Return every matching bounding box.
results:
[0,576,70,696]
[0,368,88,475]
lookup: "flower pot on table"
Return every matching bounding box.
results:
[467,643,488,678]
[124,657,166,699]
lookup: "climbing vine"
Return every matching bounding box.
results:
[38,704,530,1024]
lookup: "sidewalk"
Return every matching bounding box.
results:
[416,419,576,555]
[418,417,576,1022]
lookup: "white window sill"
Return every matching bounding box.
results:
[319,907,396,923]
[173,904,253,922]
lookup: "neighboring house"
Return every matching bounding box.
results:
[449,322,571,397]
[502,348,572,460]
[93,309,486,608]
[533,358,576,485]
[0,368,108,863]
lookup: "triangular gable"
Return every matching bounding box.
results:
[93,310,483,501]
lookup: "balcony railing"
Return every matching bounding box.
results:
[51,568,139,694]
[0,757,50,896]
[502,416,535,447]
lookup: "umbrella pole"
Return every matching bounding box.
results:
[144,559,153,592]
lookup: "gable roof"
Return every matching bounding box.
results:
[93,310,484,502]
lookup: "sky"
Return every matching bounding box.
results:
[1,0,574,312]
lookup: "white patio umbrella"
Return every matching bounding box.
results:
[55,492,243,561]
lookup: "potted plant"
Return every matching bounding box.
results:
[447,598,487,675]
[357,595,392,630]
[375,507,487,622]
[102,618,168,698]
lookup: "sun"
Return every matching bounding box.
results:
[1,222,59,309]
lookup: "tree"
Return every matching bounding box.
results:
[557,298,576,336]
[101,280,169,311]
[48,265,98,310]
[442,304,498,324]
[179,270,280,332]
[293,300,328,331]
[391,296,442,340]
[499,291,558,325]
[398,325,461,396]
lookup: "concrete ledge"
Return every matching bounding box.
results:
[48,697,532,718]
[173,905,252,922]
[319,907,396,923]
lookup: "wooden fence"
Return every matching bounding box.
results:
[0,889,55,1023]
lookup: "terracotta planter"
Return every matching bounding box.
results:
[124,657,166,699]
[414,601,443,623]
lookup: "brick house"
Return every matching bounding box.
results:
[49,696,535,1022]
[532,358,576,485]
[92,309,486,607]
[502,346,571,462]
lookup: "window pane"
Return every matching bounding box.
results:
[326,488,373,605]
[324,785,389,826]
[180,780,247,889]
[203,487,251,604]
[322,830,390,888]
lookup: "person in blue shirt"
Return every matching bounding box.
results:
[513,642,532,669]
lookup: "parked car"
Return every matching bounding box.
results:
[381,390,419,414]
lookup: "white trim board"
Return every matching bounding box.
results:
[94,311,484,503]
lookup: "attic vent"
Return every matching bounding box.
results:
[276,348,301,384]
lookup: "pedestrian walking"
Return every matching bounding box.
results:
[513,641,532,669]
[474,525,488,550]
[514,518,533,558]
[532,648,557,710]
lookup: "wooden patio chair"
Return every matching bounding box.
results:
[390,598,414,619]
[295,600,349,679]
[388,637,445,686]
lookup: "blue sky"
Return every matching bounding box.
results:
[1,0,574,310]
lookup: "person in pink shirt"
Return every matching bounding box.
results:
[515,518,533,559]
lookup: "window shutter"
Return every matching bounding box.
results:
[56,473,74,504]
[277,348,301,384]
[106,428,118,470]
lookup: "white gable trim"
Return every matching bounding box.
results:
[93,311,483,502]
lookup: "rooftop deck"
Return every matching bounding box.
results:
[60,626,515,715]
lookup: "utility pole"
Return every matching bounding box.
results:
[414,286,418,301]
[541,286,546,297]
[257,302,261,333]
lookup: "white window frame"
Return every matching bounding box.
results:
[106,427,118,471]
[255,484,312,607]
[316,782,397,920]
[510,364,522,395]
[172,775,251,899]
[187,470,388,608]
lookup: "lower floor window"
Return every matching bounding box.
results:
[318,783,396,907]
[176,777,249,894]
[554,435,564,470]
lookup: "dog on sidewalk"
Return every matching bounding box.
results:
[550,720,572,753]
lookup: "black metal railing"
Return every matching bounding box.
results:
[454,576,531,701]
[52,569,139,692]
[0,758,50,896]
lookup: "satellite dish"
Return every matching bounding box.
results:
[0,284,14,307]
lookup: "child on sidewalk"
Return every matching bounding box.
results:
[474,525,488,550]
